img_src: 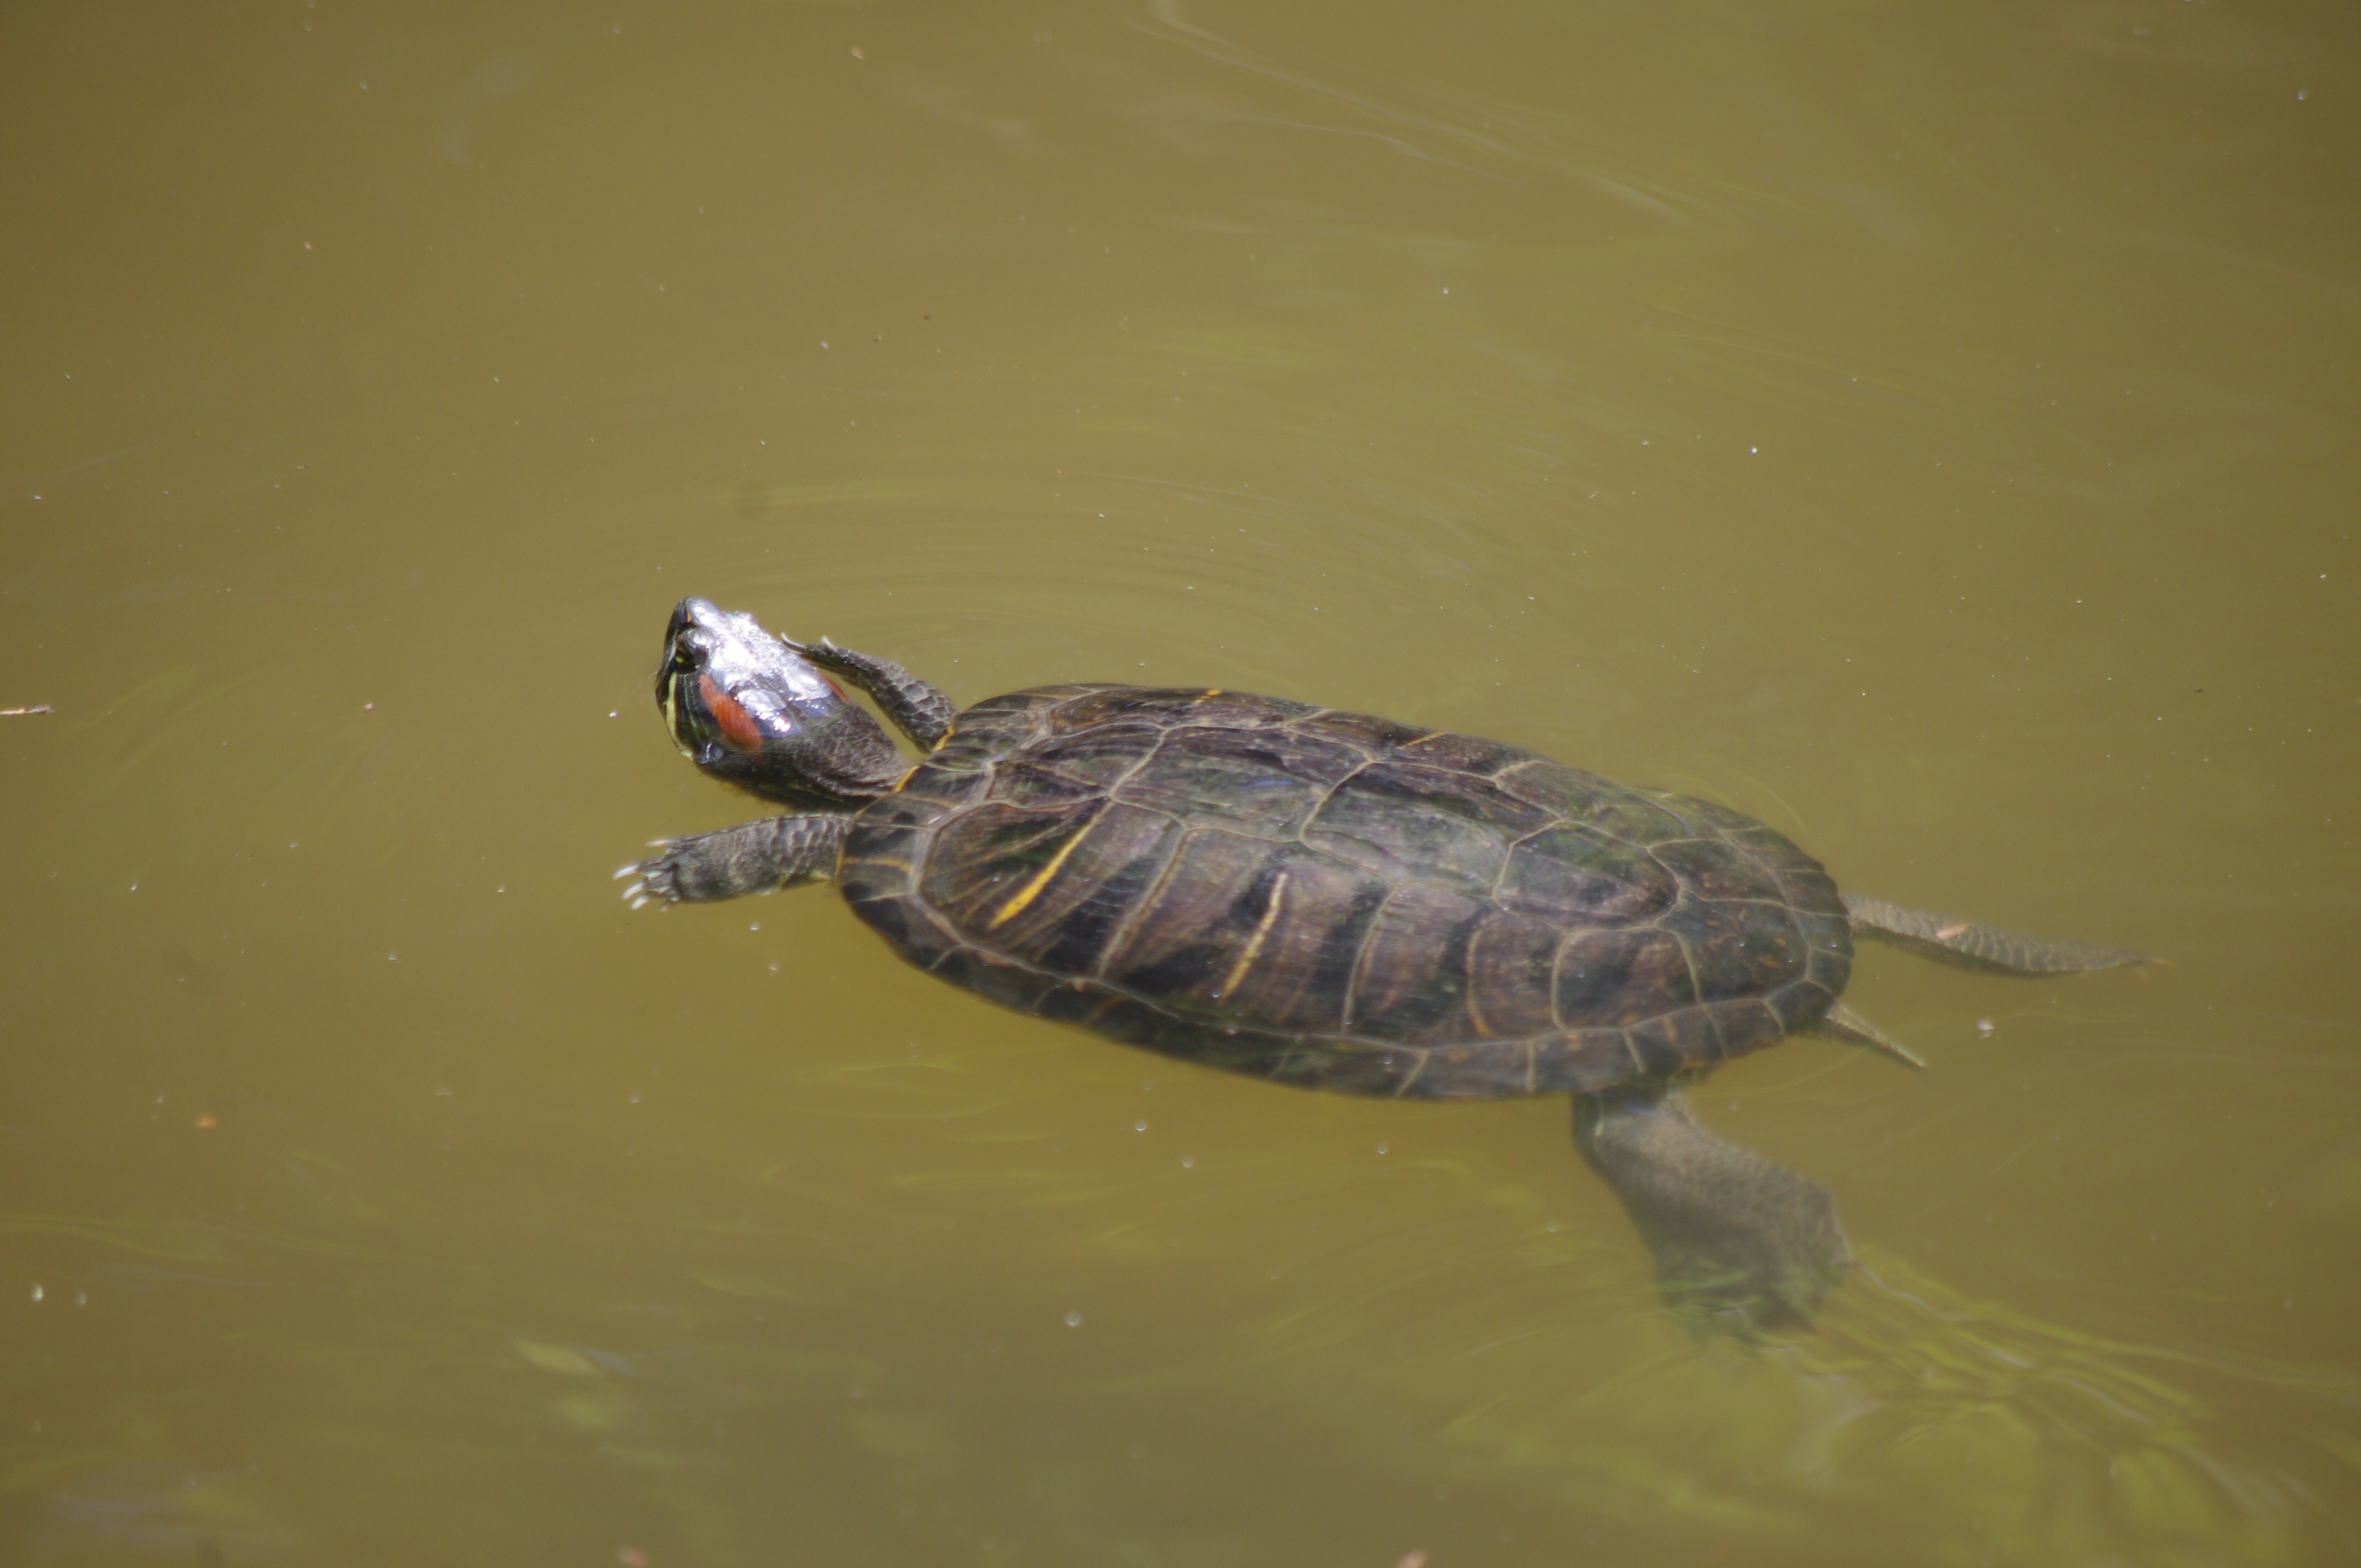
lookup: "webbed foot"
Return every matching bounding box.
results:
[1575,1087,1849,1333]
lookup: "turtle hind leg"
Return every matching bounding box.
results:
[1842,894,2152,974]
[1573,1087,1849,1334]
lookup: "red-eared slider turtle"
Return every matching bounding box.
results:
[622,599,2145,1329]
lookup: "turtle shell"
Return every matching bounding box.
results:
[836,687,1850,1099]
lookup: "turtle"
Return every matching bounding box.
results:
[621,598,2146,1329]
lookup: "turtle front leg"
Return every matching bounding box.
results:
[1842,894,2150,973]
[1574,1086,1849,1332]
[790,637,954,749]
[620,814,851,906]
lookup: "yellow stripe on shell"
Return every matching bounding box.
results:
[1218,872,1287,998]
[988,822,1094,928]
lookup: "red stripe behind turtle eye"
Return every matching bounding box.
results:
[698,673,766,752]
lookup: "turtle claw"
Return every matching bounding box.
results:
[617,836,684,906]
[627,843,692,904]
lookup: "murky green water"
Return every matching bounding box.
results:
[5,0,2358,1562]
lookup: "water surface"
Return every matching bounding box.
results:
[4,0,2358,1562]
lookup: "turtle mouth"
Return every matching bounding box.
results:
[654,620,705,752]
[656,598,750,745]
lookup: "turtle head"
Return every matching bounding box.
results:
[655,598,904,808]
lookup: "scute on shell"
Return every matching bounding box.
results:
[839,686,1851,1099]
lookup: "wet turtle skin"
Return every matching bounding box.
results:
[836,684,1852,1102]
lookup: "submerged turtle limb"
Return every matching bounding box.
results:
[1574,1086,1849,1332]
[792,636,955,749]
[1812,1001,1928,1070]
[622,814,850,905]
[1843,894,2150,974]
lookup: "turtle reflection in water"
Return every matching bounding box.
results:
[621,599,2145,1330]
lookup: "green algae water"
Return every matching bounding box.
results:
[3,1,2358,1562]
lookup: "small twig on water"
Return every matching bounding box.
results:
[1,705,53,717]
